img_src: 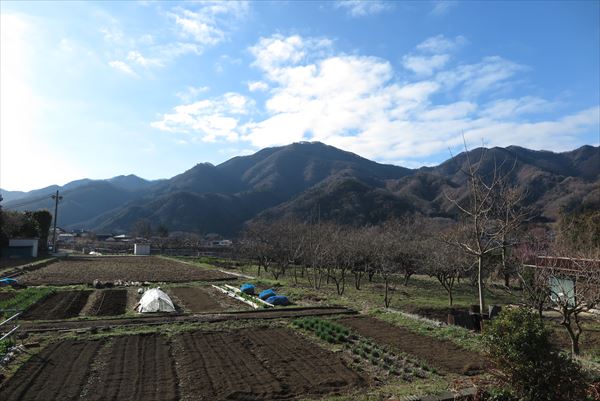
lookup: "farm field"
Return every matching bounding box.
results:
[338,316,487,375]
[173,327,366,400]
[87,289,128,316]
[167,286,250,313]
[19,256,235,285]
[1,328,365,401]
[86,334,179,401]
[0,338,104,401]
[21,290,92,320]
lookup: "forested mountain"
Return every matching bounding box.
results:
[3,142,598,235]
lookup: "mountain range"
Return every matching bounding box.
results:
[2,142,598,235]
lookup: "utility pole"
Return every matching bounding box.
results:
[51,190,63,253]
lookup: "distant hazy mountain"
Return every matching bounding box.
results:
[2,175,155,227]
[2,143,598,235]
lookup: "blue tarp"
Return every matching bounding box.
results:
[259,288,276,300]
[240,283,255,295]
[0,278,18,286]
[266,295,289,306]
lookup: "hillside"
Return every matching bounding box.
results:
[2,143,598,234]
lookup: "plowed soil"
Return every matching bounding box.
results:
[173,327,366,401]
[21,306,355,332]
[0,339,103,401]
[168,286,250,313]
[19,256,234,285]
[85,334,179,401]
[339,316,487,375]
[0,292,15,302]
[88,289,128,316]
[21,290,92,320]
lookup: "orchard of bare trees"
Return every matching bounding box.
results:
[238,144,600,359]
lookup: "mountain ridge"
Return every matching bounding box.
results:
[3,142,598,234]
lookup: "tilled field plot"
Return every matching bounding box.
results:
[339,316,487,375]
[173,327,366,400]
[168,286,250,313]
[21,290,92,320]
[0,339,103,401]
[19,256,234,285]
[88,289,128,316]
[85,334,179,401]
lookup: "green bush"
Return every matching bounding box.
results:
[483,307,587,401]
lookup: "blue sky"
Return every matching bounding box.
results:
[1,0,598,191]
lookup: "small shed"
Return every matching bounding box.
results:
[8,238,39,257]
[134,243,151,256]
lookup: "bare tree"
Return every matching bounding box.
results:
[514,236,552,321]
[532,253,600,356]
[241,221,275,277]
[351,226,375,290]
[445,143,525,320]
[425,236,472,306]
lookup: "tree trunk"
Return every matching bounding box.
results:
[478,256,485,329]
[384,276,390,308]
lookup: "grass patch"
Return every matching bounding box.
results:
[0,287,55,318]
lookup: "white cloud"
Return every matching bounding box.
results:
[176,86,210,102]
[153,33,599,165]
[249,34,333,74]
[402,54,449,76]
[481,96,555,119]
[152,93,253,142]
[335,1,392,17]
[248,81,269,92]
[436,56,525,98]
[169,2,249,45]
[108,60,138,77]
[430,1,458,16]
[416,34,466,54]
[127,50,163,67]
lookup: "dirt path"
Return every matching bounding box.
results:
[0,339,104,401]
[338,316,487,375]
[173,327,365,400]
[21,291,92,320]
[21,306,356,332]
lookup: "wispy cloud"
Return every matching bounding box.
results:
[416,34,466,53]
[169,1,249,45]
[334,0,392,17]
[430,1,458,17]
[176,86,210,102]
[102,2,248,78]
[108,60,138,77]
[248,81,269,92]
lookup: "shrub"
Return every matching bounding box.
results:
[483,307,587,401]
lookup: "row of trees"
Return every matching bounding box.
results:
[239,217,472,307]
